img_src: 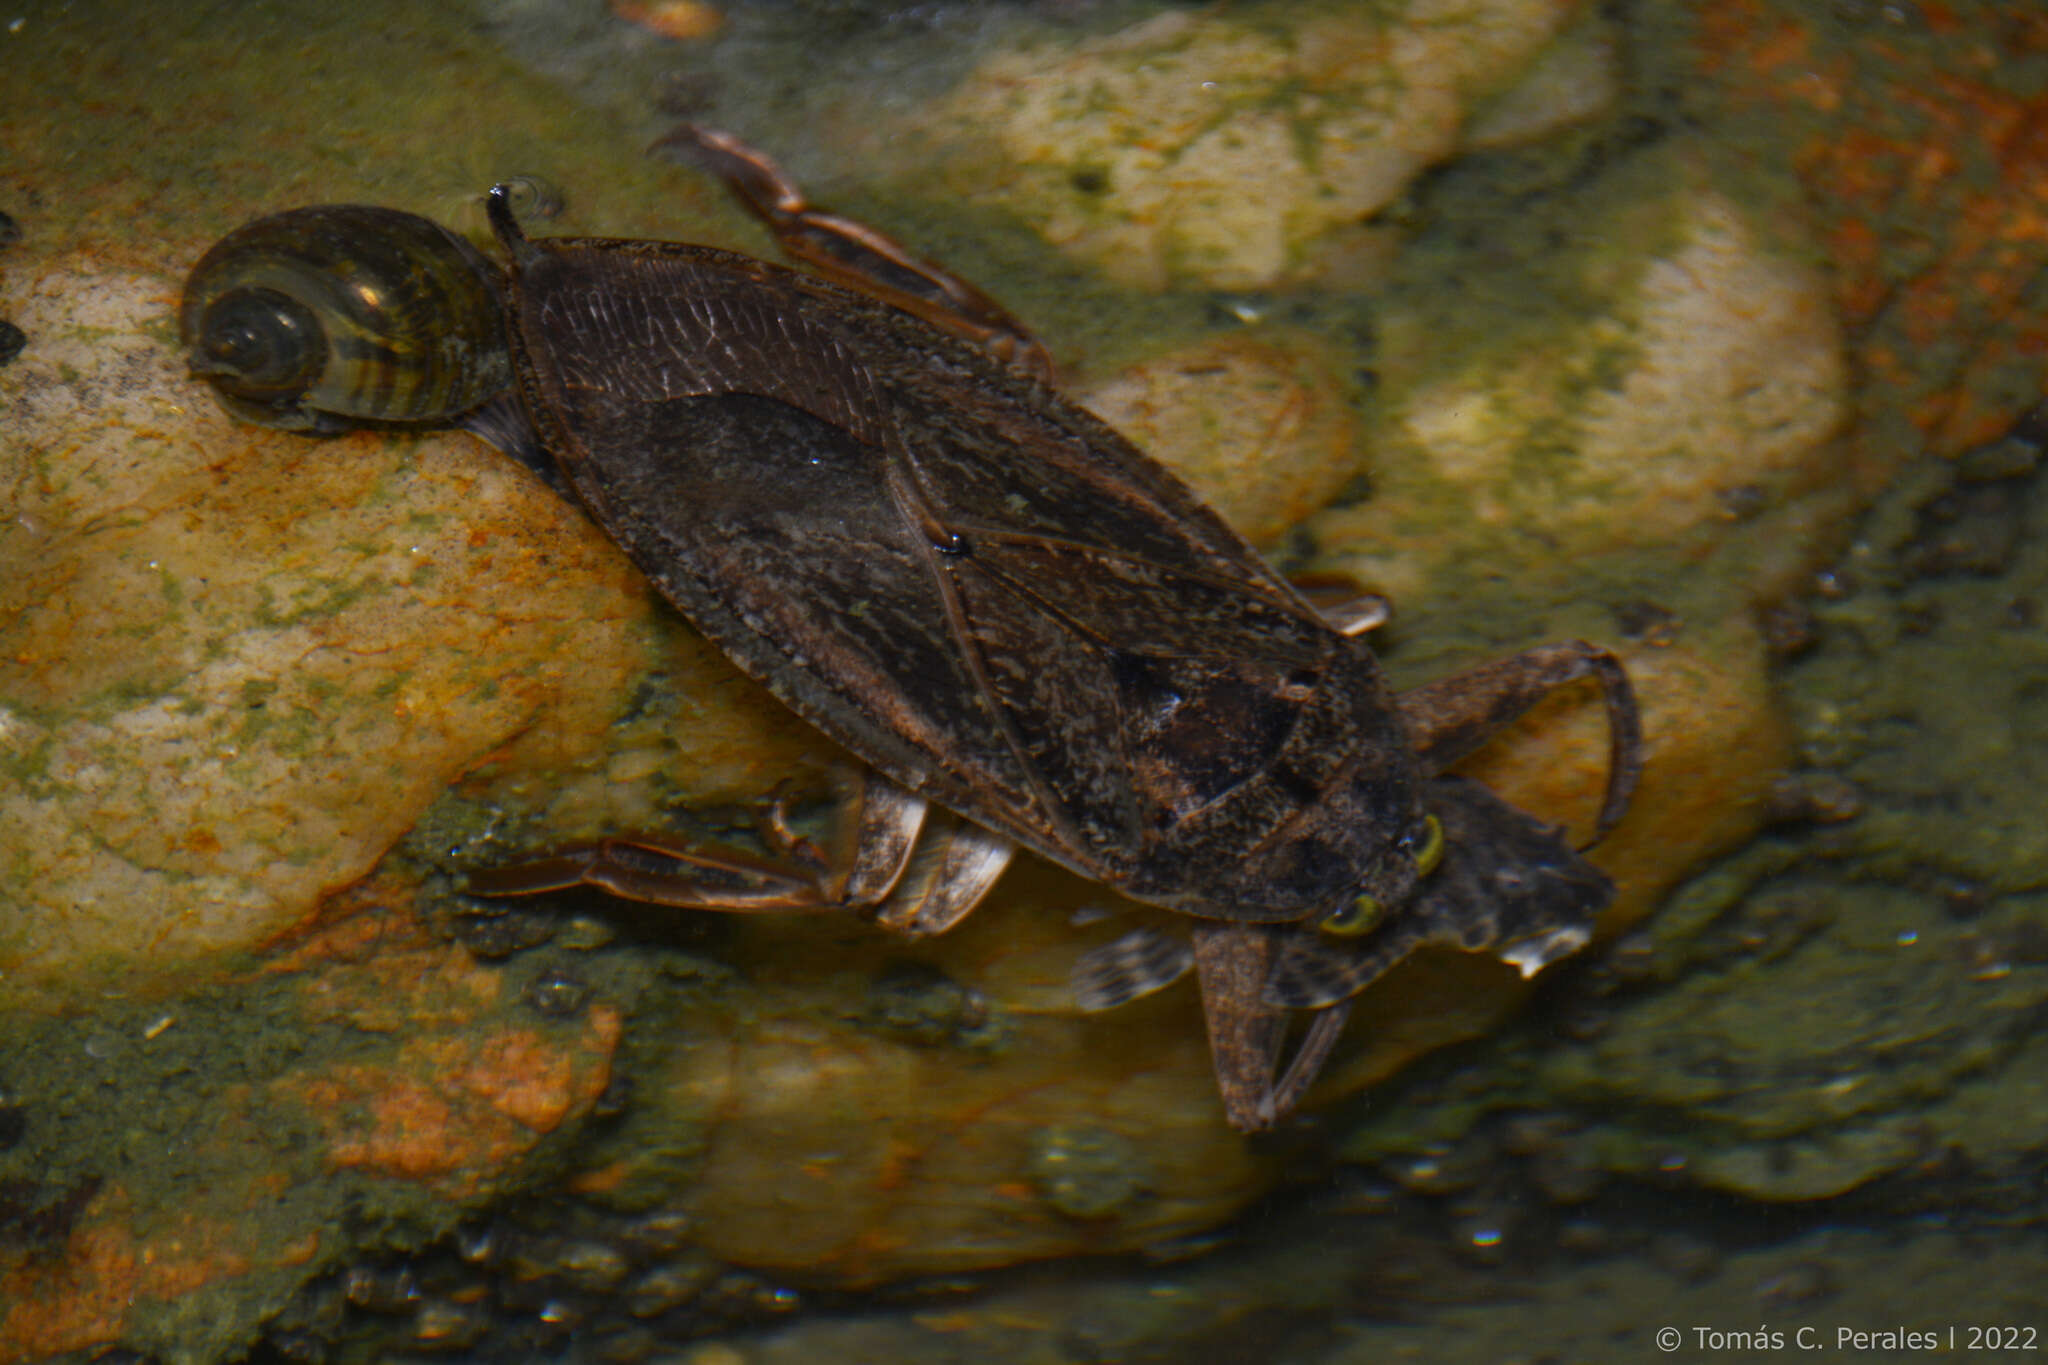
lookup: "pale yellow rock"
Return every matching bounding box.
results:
[1078,330,1363,548]
[914,0,1594,290]
[582,884,1282,1284]
[1572,196,1847,541]
[1463,14,1620,151]
[0,261,807,1003]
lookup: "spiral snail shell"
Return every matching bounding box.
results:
[180,205,511,433]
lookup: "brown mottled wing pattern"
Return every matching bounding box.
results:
[1263,775,1613,1009]
[504,238,1377,896]
[1069,927,1197,1011]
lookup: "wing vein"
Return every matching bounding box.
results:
[883,436,1100,862]
[945,523,1320,626]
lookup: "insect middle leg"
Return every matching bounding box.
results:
[466,769,1014,936]
[654,124,1057,382]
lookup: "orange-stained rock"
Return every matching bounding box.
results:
[285,1010,618,1196]
[1694,0,2048,462]
[0,891,624,1359]
[610,0,723,42]
[0,1188,264,1365]
[0,262,809,1008]
[262,896,622,1197]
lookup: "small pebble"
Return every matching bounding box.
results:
[527,970,590,1017]
[558,915,617,950]
[553,1239,632,1291]
[1756,1259,1839,1307]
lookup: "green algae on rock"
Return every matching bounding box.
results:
[890,0,1614,291]
[1312,170,1850,609]
[1341,443,2048,1207]
[0,888,623,1363]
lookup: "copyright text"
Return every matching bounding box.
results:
[1654,1325,2037,1352]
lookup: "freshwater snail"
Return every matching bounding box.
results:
[180,205,512,435]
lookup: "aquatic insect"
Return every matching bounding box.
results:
[184,133,1643,1131]
[179,204,511,435]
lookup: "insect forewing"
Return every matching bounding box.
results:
[501,237,1414,919]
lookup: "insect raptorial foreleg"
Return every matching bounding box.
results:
[1190,922,1354,1133]
[755,768,1015,933]
[460,834,831,910]
[1396,640,1643,844]
[463,767,915,910]
[817,769,928,905]
[871,816,1015,936]
[464,768,1014,933]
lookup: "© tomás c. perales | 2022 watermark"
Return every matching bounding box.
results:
[1656,1324,2036,1352]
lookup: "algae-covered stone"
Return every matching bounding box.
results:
[0,885,624,1363]
[1689,1124,1925,1201]
[1544,879,2048,1141]
[1344,457,2048,1205]
[1028,1123,1150,1220]
[20,7,2039,1361]
[1522,872,2048,1203]
[1779,466,2048,899]
[899,0,1603,290]
[1316,180,1849,606]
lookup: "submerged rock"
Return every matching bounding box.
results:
[1078,329,1366,550]
[896,0,1612,290]
[0,881,622,1362]
[1315,175,1851,606]
[0,141,1775,1362]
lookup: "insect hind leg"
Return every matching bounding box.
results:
[652,124,1056,382]
[1396,640,1643,847]
[1189,921,1354,1132]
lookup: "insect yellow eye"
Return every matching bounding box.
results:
[1414,814,1445,877]
[1321,894,1383,937]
